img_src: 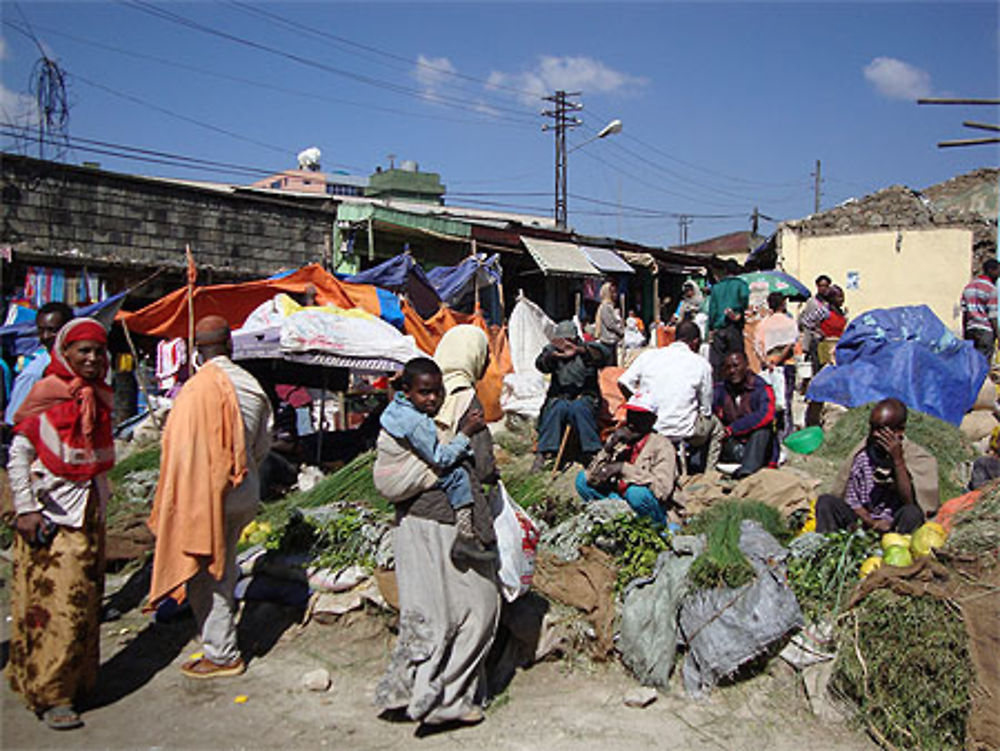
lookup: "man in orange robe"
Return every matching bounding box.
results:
[148,316,272,678]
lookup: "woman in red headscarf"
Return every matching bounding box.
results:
[6,317,114,730]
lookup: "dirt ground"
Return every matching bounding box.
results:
[1,565,877,751]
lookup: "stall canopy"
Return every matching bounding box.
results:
[521,236,601,277]
[344,252,441,318]
[117,264,389,339]
[425,253,502,311]
[580,245,634,275]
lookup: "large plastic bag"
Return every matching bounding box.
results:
[492,481,540,602]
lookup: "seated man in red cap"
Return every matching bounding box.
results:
[148,315,272,678]
[574,392,679,526]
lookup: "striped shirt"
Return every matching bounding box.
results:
[961,275,998,334]
[844,449,897,523]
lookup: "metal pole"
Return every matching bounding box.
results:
[813,159,822,214]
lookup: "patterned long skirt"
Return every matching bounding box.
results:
[374,516,499,724]
[6,500,105,713]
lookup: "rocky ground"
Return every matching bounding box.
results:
[0,561,877,751]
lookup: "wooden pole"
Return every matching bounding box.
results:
[185,244,195,374]
[552,424,572,476]
[121,322,160,430]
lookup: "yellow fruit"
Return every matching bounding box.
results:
[911,523,947,557]
[924,521,947,538]
[881,533,908,551]
[859,556,883,578]
[883,545,913,567]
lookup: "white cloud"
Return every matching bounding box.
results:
[0,83,38,126]
[863,57,933,100]
[488,56,647,104]
[413,54,457,103]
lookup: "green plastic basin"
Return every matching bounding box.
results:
[784,426,824,455]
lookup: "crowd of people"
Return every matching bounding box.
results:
[6,257,989,735]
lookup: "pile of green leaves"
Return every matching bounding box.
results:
[787,529,879,622]
[263,506,378,571]
[108,445,161,485]
[817,404,973,500]
[686,500,789,590]
[832,591,972,750]
[944,486,1000,560]
[257,451,391,529]
[584,514,669,591]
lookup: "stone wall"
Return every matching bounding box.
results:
[1,154,335,282]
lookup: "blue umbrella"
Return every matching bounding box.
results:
[738,270,810,300]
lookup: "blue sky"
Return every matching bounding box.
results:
[1,1,997,247]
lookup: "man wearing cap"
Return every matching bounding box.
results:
[533,320,611,471]
[575,392,678,526]
[148,315,272,678]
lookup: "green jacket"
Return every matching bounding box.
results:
[708,277,750,331]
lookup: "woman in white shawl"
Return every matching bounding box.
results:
[375,325,500,727]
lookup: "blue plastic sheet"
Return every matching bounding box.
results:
[806,305,988,426]
[345,253,440,318]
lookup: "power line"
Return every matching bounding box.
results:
[119,0,539,124]
[224,1,541,102]
[0,19,533,136]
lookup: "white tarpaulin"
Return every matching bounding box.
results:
[237,293,421,367]
[502,296,555,419]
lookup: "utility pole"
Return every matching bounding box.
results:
[678,215,692,245]
[751,206,759,235]
[812,159,822,214]
[542,90,582,228]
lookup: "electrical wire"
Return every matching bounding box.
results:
[0,19,537,135]
[118,0,540,125]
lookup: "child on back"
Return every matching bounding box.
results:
[376,357,494,563]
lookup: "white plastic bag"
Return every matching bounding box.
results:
[492,480,540,602]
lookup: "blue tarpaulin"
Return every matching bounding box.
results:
[426,253,501,302]
[806,305,988,426]
[345,253,440,318]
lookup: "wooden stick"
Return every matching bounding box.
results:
[186,244,195,374]
[121,322,160,431]
[552,423,572,476]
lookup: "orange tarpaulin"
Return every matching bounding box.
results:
[400,300,512,422]
[119,265,514,421]
[117,264,382,339]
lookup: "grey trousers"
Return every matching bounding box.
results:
[187,487,258,664]
[687,414,725,470]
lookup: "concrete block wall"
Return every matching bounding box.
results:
[1,154,334,278]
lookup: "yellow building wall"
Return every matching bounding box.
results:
[779,227,973,331]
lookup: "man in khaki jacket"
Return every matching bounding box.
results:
[575,392,678,526]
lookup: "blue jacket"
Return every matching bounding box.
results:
[712,373,775,438]
[379,392,470,470]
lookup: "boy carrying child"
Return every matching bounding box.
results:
[374,357,496,564]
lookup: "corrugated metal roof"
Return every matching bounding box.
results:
[580,245,634,274]
[521,237,601,277]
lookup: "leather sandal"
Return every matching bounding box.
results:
[180,656,246,679]
[42,705,83,730]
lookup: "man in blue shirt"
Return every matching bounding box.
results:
[4,302,74,425]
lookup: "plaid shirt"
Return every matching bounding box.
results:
[961,275,998,334]
[844,449,898,523]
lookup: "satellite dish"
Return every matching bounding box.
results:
[297,147,322,171]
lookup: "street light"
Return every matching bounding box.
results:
[568,118,623,153]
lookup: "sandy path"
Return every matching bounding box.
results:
[1,593,876,751]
